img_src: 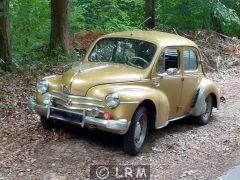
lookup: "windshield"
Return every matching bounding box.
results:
[88,38,157,69]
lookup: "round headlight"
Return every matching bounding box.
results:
[42,93,52,105]
[37,80,48,94]
[105,93,120,108]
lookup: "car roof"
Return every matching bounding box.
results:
[103,30,198,49]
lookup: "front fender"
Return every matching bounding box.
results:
[87,84,170,127]
[36,75,62,104]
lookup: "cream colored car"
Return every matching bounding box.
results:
[28,31,219,155]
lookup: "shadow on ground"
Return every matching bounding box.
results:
[48,115,215,154]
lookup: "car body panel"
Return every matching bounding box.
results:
[61,62,146,96]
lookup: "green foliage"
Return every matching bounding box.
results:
[70,0,240,36]
[221,0,240,17]
[155,0,240,36]
[214,0,240,36]
[10,0,51,70]
[7,0,240,73]
[156,0,213,30]
[70,0,145,32]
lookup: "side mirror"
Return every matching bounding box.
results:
[166,68,178,75]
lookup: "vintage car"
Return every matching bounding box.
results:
[28,31,219,155]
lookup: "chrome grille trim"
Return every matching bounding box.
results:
[71,102,105,108]
[52,90,103,102]
[50,90,105,112]
[57,105,104,113]
[53,98,105,109]
[51,95,105,108]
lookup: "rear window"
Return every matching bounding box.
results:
[183,50,198,70]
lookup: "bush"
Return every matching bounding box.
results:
[212,0,240,36]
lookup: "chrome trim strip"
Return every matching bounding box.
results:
[152,73,203,80]
[47,105,50,119]
[57,105,91,112]
[51,95,67,102]
[156,120,169,129]
[120,102,139,104]
[152,74,182,80]
[69,70,80,92]
[52,90,102,102]
[53,104,104,114]
[156,114,189,129]
[169,114,189,122]
[71,102,105,108]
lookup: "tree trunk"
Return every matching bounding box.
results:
[50,0,70,55]
[0,0,11,71]
[145,0,155,29]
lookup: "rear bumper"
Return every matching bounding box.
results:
[28,97,130,135]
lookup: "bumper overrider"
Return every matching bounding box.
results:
[28,96,130,135]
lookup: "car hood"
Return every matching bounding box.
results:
[61,62,145,96]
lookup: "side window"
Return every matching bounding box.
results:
[156,49,180,74]
[183,50,198,70]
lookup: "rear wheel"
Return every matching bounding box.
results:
[123,107,148,156]
[40,117,55,130]
[195,95,213,125]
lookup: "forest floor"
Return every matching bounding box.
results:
[0,64,240,180]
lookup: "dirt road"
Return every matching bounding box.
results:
[1,70,240,180]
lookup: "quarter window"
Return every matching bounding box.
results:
[156,49,180,74]
[183,50,198,70]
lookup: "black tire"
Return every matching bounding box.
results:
[40,117,55,130]
[123,106,148,156]
[195,95,213,125]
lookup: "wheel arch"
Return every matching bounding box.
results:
[136,99,157,130]
[209,92,218,108]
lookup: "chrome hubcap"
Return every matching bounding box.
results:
[134,114,147,148]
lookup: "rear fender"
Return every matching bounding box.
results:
[190,78,220,116]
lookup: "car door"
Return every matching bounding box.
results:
[179,47,202,115]
[152,47,183,119]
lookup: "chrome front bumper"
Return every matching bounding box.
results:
[28,97,130,135]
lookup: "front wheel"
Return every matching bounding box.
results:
[123,107,148,156]
[195,95,213,125]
